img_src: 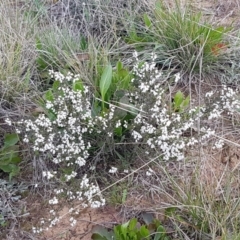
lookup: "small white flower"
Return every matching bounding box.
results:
[70,217,77,227]
[49,197,58,205]
[174,72,181,83]
[109,166,118,174]
[115,120,121,128]
[90,165,96,171]
[5,118,12,126]
[213,139,224,149]
[146,168,155,176]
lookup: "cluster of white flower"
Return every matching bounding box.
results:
[18,71,120,186]
[32,226,43,234]
[205,86,240,117]
[146,168,155,176]
[213,139,225,149]
[129,51,240,162]
[42,171,56,180]
[18,73,94,182]
[49,196,59,205]
[129,55,229,161]
[220,86,240,114]
[16,71,111,231]
[109,166,118,174]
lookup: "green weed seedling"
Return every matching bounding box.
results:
[0,133,21,180]
[172,91,190,113]
[94,60,133,113]
[91,213,169,240]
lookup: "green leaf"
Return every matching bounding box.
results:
[91,226,114,240]
[128,218,137,231]
[73,80,84,92]
[9,155,21,164]
[121,74,132,89]
[80,37,88,50]
[4,134,19,148]
[143,13,152,28]
[0,164,19,174]
[52,80,60,90]
[1,145,19,154]
[117,69,128,79]
[44,89,54,102]
[116,60,123,73]
[154,225,169,240]
[138,225,150,238]
[114,127,122,137]
[181,95,190,109]
[100,64,112,101]
[47,111,57,121]
[174,91,184,109]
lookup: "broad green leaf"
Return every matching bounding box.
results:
[52,80,60,90]
[128,218,137,231]
[143,13,152,28]
[154,225,169,240]
[100,64,112,100]
[114,127,122,137]
[45,110,57,121]
[118,69,128,79]
[0,164,19,174]
[1,145,19,153]
[8,156,21,164]
[4,134,19,148]
[36,58,48,70]
[0,151,20,170]
[121,220,129,229]
[44,89,54,102]
[121,74,132,89]
[139,226,150,238]
[73,80,84,92]
[173,91,184,109]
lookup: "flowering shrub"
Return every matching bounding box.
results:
[6,52,240,233]
[20,71,94,181]
[129,52,240,161]
[11,68,138,231]
[128,53,197,160]
[14,71,111,230]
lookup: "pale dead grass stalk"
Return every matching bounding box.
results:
[0,0,37,102]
